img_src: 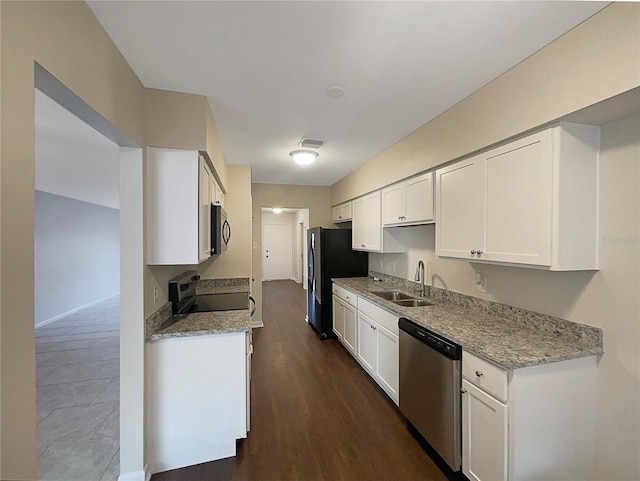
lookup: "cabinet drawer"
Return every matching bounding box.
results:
[332,284,357,308]
[357,296,398,335]
[463,350,508,402]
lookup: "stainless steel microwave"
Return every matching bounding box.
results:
[211,204,230,255]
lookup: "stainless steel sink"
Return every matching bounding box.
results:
[371,290,414,301]
[392,298,434,308]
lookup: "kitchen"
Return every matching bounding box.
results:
[1,2,639,481]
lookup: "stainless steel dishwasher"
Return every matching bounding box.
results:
[399,317,462,472]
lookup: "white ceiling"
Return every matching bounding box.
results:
[87,1,607,186]
[35,89,120,209]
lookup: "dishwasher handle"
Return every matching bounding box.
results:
[399,318,461,360]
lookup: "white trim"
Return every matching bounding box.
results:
[35,293,119,328]
[118,466,149,481]
[251,320,264,328]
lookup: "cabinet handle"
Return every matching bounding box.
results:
[475,371,484,377]
[461,387,467,394]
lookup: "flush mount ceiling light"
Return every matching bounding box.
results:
[272,207,282,214]
[290,149,318,166]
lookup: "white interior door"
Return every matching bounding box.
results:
[263,223,293,280]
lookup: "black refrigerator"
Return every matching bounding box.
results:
[307,227,368,339]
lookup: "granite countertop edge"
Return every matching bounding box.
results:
[146,275,252,341]
[147,309,251,341]
[332,277,603,370]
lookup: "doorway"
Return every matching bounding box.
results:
[32,65,145,481]
[263,223,293,280]
[34,87,121,480]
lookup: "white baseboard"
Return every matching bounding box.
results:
[35,293,119,329]
[251,320,264,328]
[118,466,149,481]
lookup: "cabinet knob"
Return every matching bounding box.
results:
[475,371,484,377]
[477,250,483,256]
[361,244,366,248]
[470,250,477,255]
[461,387,467,394]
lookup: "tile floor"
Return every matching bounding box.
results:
[36,296,120,481]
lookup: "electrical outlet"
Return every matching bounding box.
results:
[475,273,487,293]
[392,262,396,273]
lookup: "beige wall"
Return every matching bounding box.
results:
[251,183,333,323]
[1,2,146,478]
[199,164,252,279]
[370,113,640,480]
[145,88,228,190]
[331,3,640,205]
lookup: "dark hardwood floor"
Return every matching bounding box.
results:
[151,280,448,481]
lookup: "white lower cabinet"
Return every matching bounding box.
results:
[357,311,377,373]
[332,283,399,405]
[462,379,508,481]
[332,295,345,341]
[356,297,399,405]
[332,285,358,355]
[461,350,597,481]
[146,331,250,473]
[342,302,357,355]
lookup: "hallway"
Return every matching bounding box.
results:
[36,296,120,481]
[152,280,447,481]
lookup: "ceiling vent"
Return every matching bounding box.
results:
[299,138,324,149]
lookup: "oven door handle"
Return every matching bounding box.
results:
[249,296,256,317]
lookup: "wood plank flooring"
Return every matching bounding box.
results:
[151,280,448,481]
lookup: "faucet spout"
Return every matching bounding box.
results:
[416,260,425,297]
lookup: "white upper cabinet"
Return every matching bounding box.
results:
[436,123,600,270]
[352,191,404,253]
[212,176,224,208]
[146,147,214,265]
[332,201,352,223]
[382,172,434,226]
[199,158,213,263]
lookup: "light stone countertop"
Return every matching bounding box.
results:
[333,277,603,370]
[146,275,252,341]
[148,309,251,341]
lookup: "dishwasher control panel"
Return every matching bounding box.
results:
[398,318,461,360]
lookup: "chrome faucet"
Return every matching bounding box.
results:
[414,260,426,297]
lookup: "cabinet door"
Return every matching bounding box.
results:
[199,158,212,262]
[382,184,405,225]
[343,302,357,355]
[483,131,552,266]
[436,156,484,259]
[404,172,433,224]
[462,379,508,481]
[332,206,343,223]
[376,324,399,404]
[352,197,368,249]
[364,192,382,251]
[332,295,345,340]
[146,147,200,265]
[341,202,352,221]
[357,312,377,375]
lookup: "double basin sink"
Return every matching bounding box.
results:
[371,290,434,308]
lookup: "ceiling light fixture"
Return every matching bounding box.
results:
[272,207,282,214]
[290,149,318,166]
